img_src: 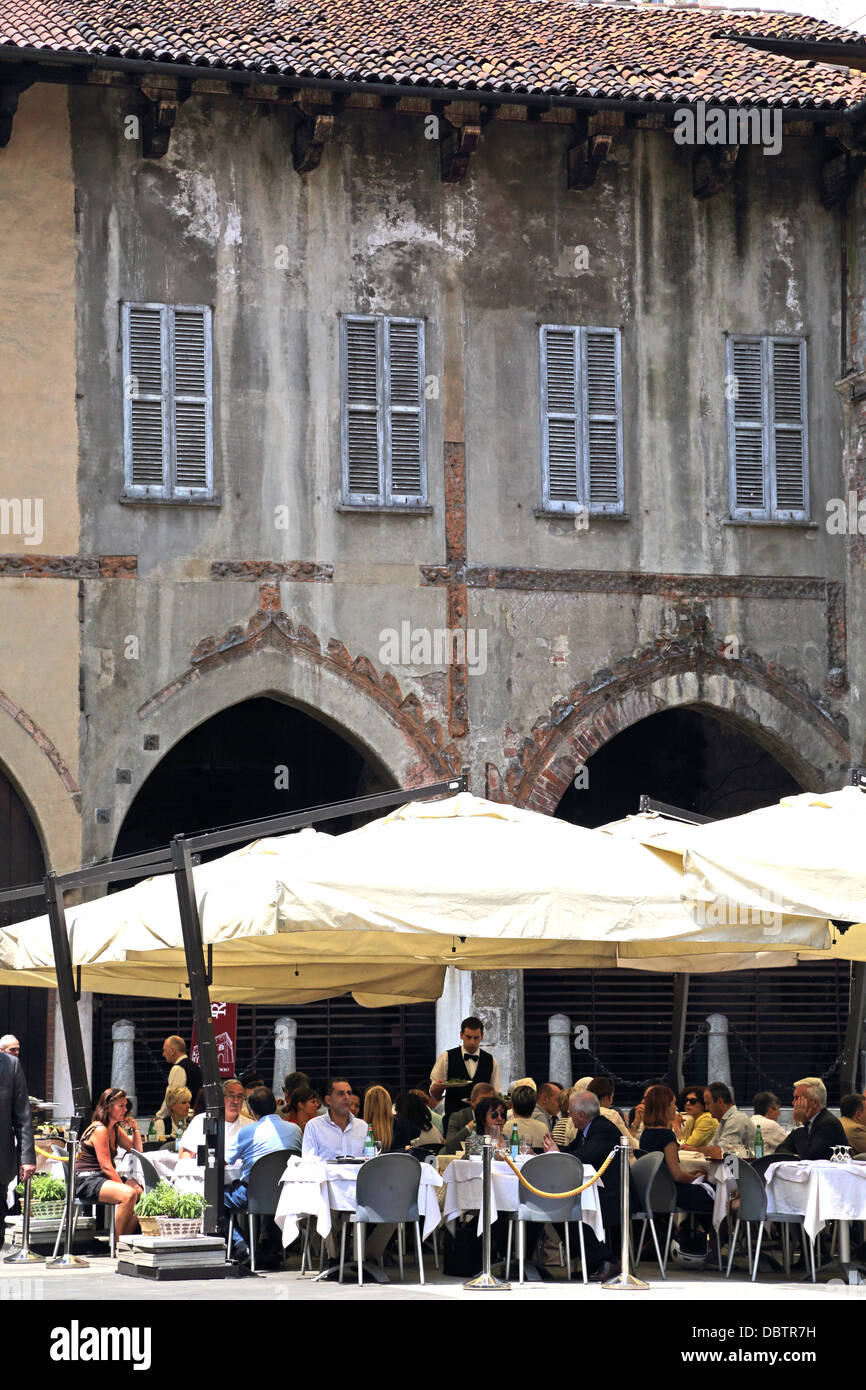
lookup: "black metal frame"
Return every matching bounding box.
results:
[839,766,866,1093]
[0,775,466,1238]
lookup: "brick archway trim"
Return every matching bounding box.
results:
[0,687,80,805]
[137,600,462,784]
[493,642,848,814]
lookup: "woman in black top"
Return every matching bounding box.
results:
[74,1087,144,1237]
[363,1086,421,1152]
[640,1085,713,1215]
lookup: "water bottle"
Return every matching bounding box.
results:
[175,1117,186,1153]
[147,1118,157,1145]
[754,1123,764,1159]
[364,1124,376,1158]
[511,1122,519,1160]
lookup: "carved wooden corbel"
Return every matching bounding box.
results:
[140,81,190,159]
[692,144,739,200]
[292,91,338,173]
[567,111,623,191]
[0,82,32,149]
[439,101,484,183]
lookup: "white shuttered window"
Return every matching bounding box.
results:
[122,302,214,499]
[341,314,427,507]
[540,325,623,514]
[726,335,808,521]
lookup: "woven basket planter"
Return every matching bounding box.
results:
[31,1202,67,1220]
[137,1216,161,1236]
[155,1217,203,1238]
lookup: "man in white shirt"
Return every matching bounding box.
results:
[302,1078,368,1159]
[179,1078,253,1161]
[429,1016,502,1123]
[752,1091,789,1153]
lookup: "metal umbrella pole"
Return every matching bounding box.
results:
[48,1136,88,1269]
[464,1135,510,1290]
[603,1136,647,1290]
[4,1173,45,1264]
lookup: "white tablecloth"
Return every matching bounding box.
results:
[442,1157,605,1240]
[274,1156,444,1248]
[764,1160,866,1241]
[118,1148,243,1193]
[678,1153,732,1230]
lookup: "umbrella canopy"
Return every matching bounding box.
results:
[0,793,830,1002]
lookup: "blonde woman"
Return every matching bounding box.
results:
[550,1087,576,1148]
[155,1086,191,1142]
[363,1085,420,1153]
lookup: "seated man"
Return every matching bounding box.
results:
[443,1082,497,1154]
[545,1091,624,1283]
[178,1078,253,1162]
[761,1078,847,1166]
[841,1094,866,1154]
[532,1082,562,1133]
[302,1078,368,1159]
[752,1092,789,1153]
[681,1082,755,1161]
[224,1087,302,1262]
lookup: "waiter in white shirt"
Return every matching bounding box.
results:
[430,1016,502,1122]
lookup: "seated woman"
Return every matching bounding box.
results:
[410,1088,444,1137]
[679,1086,718,1149]
[395,1091,442,1149]
[155,1085,191,1143]
[364,1085,421,1153]
[463,1096,509,1156]
[639,1085,714,1219]
[550,1087,575,1149]
[74,1087,144,1238]
[285,1085,322,1132]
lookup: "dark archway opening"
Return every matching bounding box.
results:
[555,706,801,830]
[0,767,47,1096]
[524,707,846,1105]
[99,698,435,1106]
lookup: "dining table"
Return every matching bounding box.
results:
[442,1154,606,1239]
[764,1159,866,1283]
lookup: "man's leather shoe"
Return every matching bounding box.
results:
[231,1240,251,1264]
[588,1260,621,1283]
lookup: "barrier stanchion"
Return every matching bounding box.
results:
[464,1135,510,1290]
[47,1137,88,1268]
[603,1136,647,1290]
[4,1173,45,1265]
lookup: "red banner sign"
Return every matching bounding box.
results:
[191,1002,238,1078]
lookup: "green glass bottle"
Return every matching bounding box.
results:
[364,1124,376,1158]
[754,1123,764,1159]
[147,1117,157,1144]
[511,1122,519,1158]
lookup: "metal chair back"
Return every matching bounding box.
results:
[735,1160,767,1222]
[516,1153,584,1223]
[247,1149,297,1215]
[630,1151,676,1214]
[127,1152,160,1192]
[355,1153,422,1224]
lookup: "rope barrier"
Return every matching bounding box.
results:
[36,1146,68,1161]
[495,1145,618,1199]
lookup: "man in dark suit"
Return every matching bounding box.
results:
[760,1078,847,1167]
[545,1090,625,1282]
[0,1047,35,1250]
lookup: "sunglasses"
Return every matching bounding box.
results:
[684,1097,700,1105]
[489,1109,506,1119]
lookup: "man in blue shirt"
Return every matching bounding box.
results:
[225,1087,301,1263]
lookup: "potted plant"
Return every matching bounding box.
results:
[15,1173,67,1219]
[134,1180,207,1237]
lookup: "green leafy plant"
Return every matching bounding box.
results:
[15,1174,66,1203]
[134,1180,206,1220]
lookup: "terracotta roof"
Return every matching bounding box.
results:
[2,0,866,111]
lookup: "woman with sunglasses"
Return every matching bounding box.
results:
[464,1096,509,1155]
[679,1087,718,1149]
[74,1087,144,1238]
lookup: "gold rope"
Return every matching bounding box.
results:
[35,1145,68,1161]
[495,1145,618,1198]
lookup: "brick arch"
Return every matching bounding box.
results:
[107,607,462,846]
[0,691,81,873]
[496,646,848,814]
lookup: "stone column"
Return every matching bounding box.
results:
[51,990,93,1120]
[706,1013,732,1093]
[111,1019,136,1114]
[273,1016,297,1096]
[471,970,525,1092]
[435,965,473,1060]
[548,1014,572,1088]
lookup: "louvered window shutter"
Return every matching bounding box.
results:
[385,318,426,504]
[583,328,622,511]
[124,304,169,495]
[728,337,766,516]
[343,316,382,502]
[541,325,623,513]
[770,338,808,517]
[727,335,808,521]
[171,306,213,496]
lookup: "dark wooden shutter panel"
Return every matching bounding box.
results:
[771,340,806,512]
[585,331,620,507]
[172,309,210,492]
[387,320,424,498]
[543,328,579,503]
[731,339,765,511]
[345,318,381,495]
[128,306,166,489]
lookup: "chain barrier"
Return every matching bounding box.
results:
[726,1026,842,1093]
[576,1024,708,1093]
[497,1145,618,1198]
